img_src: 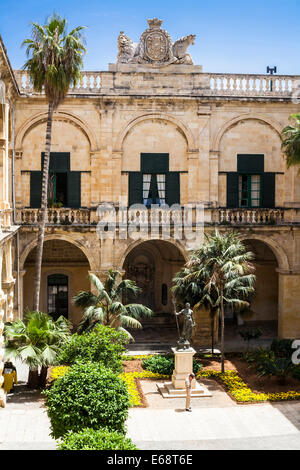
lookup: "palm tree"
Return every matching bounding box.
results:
[173,231,256,372]
[22,14,86,311]
[281,113,300,171]
[73,270,154,340]
[4,311,71,388]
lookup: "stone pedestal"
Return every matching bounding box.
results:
[171,347,196,389]
[157,346,212,398]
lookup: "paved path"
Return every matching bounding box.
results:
[127,404,300,450]
[1,360,300,450]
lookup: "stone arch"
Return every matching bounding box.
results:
[22,236,94,323]
[118,237,188,270]
[212,113,283,152]
[121,238,187,316]
[114,113,197,152]
[240,233,290,272]
[15,110,98,151]
[20,233,95,272]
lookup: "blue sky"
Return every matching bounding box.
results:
[0,0,299,74]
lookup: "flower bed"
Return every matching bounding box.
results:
[50,361,300,407]
[197,369,300,403]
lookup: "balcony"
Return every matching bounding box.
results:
[14,70,300,99]
[16,208,92,226]
[16,207,300,228]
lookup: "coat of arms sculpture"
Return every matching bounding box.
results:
[117,18,195,66]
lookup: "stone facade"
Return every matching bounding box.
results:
[0,19,300,391]
[0,36,19,407]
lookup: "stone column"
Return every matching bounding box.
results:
[0,244,7,406]
[278,270,300,339]
[90,151,102,206]
[192,304,218,347]
[0,288,7,407]
[209,150,219,205]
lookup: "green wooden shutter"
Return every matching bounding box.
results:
[42,152,70,172]
[128,172,143,206]
[166,172,180,206]
[226,173,239,208]
[67,172,81,208]
[237,154,264,173]
[141,153,169,173]
[262,173,275,208]
[30,171,42,208]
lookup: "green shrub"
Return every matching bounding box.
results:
[256,356,296,385]
[44,362,130,438]
[57,428,137,450]
[243,347,274,367]
[292,365,300,382]
[57,324,128,373]
[142,355,202,375]
[270,338,294,358]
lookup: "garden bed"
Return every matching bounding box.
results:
[200,356,300,394]
[122,355,300,405]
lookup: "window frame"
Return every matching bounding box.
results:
[238,173,262,209]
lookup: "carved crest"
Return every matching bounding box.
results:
[117,18,195,66]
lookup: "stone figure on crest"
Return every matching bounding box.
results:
[117,18,195,66]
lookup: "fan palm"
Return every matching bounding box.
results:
[4,311,71,388]
[281,113,300,171]
[73,270,154,340]
[22,14,86,311]
[172,231,256,372]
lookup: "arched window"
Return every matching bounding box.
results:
[47,274,68,320]
[162,283,168,306]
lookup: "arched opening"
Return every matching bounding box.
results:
[123,239,186,344]
[23,239,91,326]
[226,238,279,342]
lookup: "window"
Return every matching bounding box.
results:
[30,153,81,208]
[48,172,68,206]
[143,174,166,206]
[161,283,168,306]
[239,174,261,208]
[128,154,180,207]
[47,274,68,320]
[226,154,276,209]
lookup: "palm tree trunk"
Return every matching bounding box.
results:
[39,365,48,388]
[220,296,225,373]
[211,311,214,355]
[33,101,54,311]
[27,368,39,389]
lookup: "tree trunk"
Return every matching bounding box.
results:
[39,365,48,389]
[211,312,214,355]
[220,296,225,373]
[33,101,54,311]
[27,369,40,389]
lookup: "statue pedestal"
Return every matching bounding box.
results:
[171,347,196,389]
[157,347,212,398]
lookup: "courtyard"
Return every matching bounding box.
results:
[1,354,300,451]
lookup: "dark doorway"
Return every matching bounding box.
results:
[47,274,68,320]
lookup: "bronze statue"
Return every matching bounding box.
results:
[174,302,196,350]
